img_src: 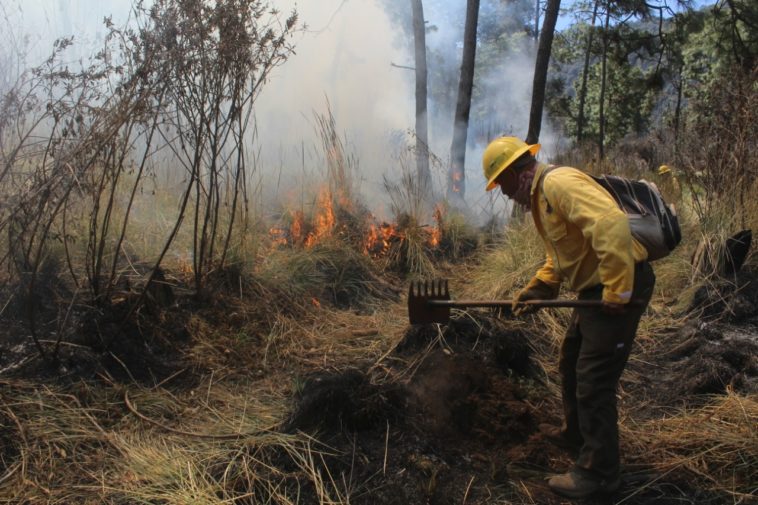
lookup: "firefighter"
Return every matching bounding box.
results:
[657,164,682,203]
[482,137,655,498]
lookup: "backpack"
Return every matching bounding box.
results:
[591,174,681,261]
[540,167,681,261]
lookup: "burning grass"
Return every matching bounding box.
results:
[266,190,462,278]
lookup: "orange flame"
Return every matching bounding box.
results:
[364,218,404,257]
[269,191,445,257]
[364,223,380,255]
[291,210,305,246]
[305,188,335,247]
[451,171,463,193]
[269,226,289,248]
[380,223,399,252]
[430,204,444,247]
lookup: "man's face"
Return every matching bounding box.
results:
[494,166,533,208]
[494,167,520,198]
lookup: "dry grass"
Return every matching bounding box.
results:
[622,392,757,501]
[0,373,350,504]
[458,217,545,301]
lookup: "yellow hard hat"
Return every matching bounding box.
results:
[482,137,540,191]
[658,164,671,175]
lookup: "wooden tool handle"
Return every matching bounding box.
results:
[427,299,642,308]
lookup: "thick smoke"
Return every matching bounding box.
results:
[4,0,563,220]
[253,0,415,211]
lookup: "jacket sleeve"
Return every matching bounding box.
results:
[544,175,635,304]
[535,249,562,286]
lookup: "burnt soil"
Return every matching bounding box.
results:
[278,273,758,505]
[650,270,758,402]
[0,292,197,388]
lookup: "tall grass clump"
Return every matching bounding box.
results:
[314,100,360,215]
[381,145,447,277]
[256,103,400,311]
[260,242,398,311]
[265,101,373,252]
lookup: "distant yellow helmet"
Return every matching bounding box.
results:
[658,164,671,175]
[482,137,540,191]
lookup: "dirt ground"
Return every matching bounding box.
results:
[0,269,756,504]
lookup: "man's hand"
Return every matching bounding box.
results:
[601,301,627,315]
[512,278,560,316]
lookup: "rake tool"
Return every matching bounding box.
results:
[408,279,620,324]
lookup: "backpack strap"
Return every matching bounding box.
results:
[537,164,558,214]
[532,165,559,240]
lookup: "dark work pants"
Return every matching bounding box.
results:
[559,262,655,479]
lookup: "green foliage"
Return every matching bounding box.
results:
[680,1,758,103]
[575,61,656,145]
[709,0,758,70]
[547,1,758,154]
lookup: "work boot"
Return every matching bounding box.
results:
[548,468,621,499]
[538,423,582,451]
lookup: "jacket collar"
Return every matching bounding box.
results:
[530,162,549,199]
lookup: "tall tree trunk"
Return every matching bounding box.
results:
[598,3,610,160]
[534,0,541,42]
[411,0,431,191]
[576,0,599,143]
[673,62,683,151]
[448,0,480,201]
[525,0,561,144]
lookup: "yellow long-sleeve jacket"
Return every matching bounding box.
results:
[530,163,648,304]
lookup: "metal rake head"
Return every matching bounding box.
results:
[407,279,451,325]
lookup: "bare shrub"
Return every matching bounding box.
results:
[0,1,300,360]
[144,0,299,295]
